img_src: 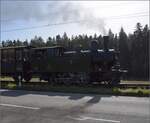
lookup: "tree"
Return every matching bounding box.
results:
[23,39,29,46]
[142,24,149,79]
[2,41,6,47]
[130,23,149,80]
[108,29,115,49]
[94,33,97,39]
[16,39,23,46]
[119,27,130,70]
[46,37,53,46]
[114,34,119,51]
[30,36,45,47]
[5,40,13,47]
[56,34,62,46]
[97,34,103,49]
[143,25,149,58]
[62,32,69,47]
[13,40,17,46]
[38,36,45,47]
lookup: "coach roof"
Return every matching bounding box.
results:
[0,46,33,50]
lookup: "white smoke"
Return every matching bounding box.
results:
[56,2,107,35]
[1,1,107,35]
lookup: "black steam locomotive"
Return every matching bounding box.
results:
[0,36,124,85]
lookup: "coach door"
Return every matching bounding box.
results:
[15,48,23,72]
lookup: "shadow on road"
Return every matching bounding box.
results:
[0,89,112,116]
[0,89,111,105]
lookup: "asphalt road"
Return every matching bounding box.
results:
[0,89,149,123]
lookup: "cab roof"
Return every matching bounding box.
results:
[0,46,33,50]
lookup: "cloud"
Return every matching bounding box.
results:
[1,1,58,22]
[1,1,106,34]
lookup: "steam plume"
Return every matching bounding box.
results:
[1,1,107,35]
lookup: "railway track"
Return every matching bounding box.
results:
[0,80,149,89]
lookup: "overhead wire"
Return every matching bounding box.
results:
[1,12,149,33]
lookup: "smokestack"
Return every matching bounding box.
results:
[103,36,109,52]
[90,40,98,52]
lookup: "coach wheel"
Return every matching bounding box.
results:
[13,76,19,83]
[48,77,53,84]
[111,78,120,86]
[23,74,32,82]
[24,76,32,82]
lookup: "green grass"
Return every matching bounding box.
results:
[113,87,150,96]
[7,83,17,89]
[121,80,150,84]
[1,82,150,97]
[0,77,14,81]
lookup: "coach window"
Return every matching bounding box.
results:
[7,50,10,62]
[54,48,62,56]
[47,48,52,56]
[47,48,61,56]
[23,49,29,60]
[53,48,57,56]
[56,49,59,56]
[42,50,47,59]
[53,49,55,56]
[36,50,42,60]
[16,50,22,61]
[2,50,7,62]
[8,49,15,63]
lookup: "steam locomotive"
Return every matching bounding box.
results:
[0,36,124,85]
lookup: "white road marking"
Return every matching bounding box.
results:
[0,103,40,110]
[67,115,120,123]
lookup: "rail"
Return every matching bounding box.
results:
[0,80,149,89]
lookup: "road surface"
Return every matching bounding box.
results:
[0,89,149,123]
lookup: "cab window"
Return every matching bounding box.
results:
[47,48,62,56]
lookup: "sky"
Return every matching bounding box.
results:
[0,1,149,41]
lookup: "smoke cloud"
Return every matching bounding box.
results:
[1,1,106,35]
[58,3,107,35]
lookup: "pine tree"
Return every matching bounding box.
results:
[119,27,130,69]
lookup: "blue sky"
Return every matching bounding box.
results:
[0,1,149,41]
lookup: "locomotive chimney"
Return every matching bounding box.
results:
[103,36,109,52]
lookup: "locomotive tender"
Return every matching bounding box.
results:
[0,36,124,85]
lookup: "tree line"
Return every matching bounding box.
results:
[1,23,149,80]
